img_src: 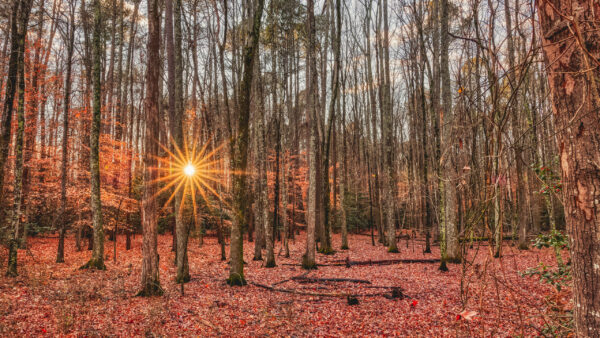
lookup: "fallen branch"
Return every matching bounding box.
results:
[343,258,441,267]
[282,258,441,268]
[272,272,309,286]
[291,276,372,284]
[250,282,405,299]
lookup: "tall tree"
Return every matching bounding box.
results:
[381,0,397,253]
[302,0,318,270]
[0,0,33,208]
[137,0,163,297]
[81,0,106,270]
[504,0,528,251]
[537,0,600,334]
[173,0,190,284]
[5,0,34,277]
[320,0,342,255]
[57,1,76,264]
[227,0,265,286]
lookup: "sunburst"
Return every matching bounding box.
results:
[150,136,228,218]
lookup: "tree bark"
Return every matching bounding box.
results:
[5,0,33,277]
[81,0,106,271]
[537,0,600,334]
[227,0,265,286]
[0,0,33,209]
[57,2,76,264]
[137,0,162,297]
[303,0,318,270]
[381,0,397,253]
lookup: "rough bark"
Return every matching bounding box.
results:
[537,0,600,334]
[302,0,318,270]
[6,0,33,276]
[173,0,190,284]
[0,0,33,208]
[381,0,397,253]
[228,0,264,286]
[137,0,162,297]
[438,0,460,269]
[80,0,106,271]
[57,3,76,264]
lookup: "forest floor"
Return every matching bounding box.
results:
[0,232,568,336]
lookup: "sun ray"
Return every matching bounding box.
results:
[193,177,212,209]
[149,171,185,184]
[152,175,184,199]
[157,142,187,167]
[194,175,227,204]
[148,136,235,220]
[179,180,189,214]
[197,142,227,166]
[190,180,197,220]
[161,177,187,209]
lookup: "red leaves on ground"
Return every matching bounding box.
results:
[0,233,565,336]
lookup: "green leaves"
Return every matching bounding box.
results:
[522,231,571,292]
[532,163,562,196]
[532,230,569,251]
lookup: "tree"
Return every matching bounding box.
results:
[165,0,189,284]
[80,0,106,270]
[438,0,459,269]
[227,0,265,286]
[5,0,34,277]
[0,0,33,209]
[57,0,76,264]
[320,0,342,255]
[137,0,163,297]
[537,0,600,334]
[302,0,318,270]
[504,0,528,251]
[380,0,397,253]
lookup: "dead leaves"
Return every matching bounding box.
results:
[0,234,567,336]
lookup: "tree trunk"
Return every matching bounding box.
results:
[0,0,33,208]
[227,0,264,286]
[171,0,190,284]
[380,0,397,253]
[504,0,528,251]
[137,0,162,297]
[5,0,33,277]
[257,67,274,267]
[537,0,600,334]
[57,3,75,264]
[303,0,318,270]
[340,73,349,250]
[81,0,106,271]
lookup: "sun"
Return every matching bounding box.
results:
[150,136,228,217]
[184,163,196,177]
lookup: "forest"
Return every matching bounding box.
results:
[0,0,598,336]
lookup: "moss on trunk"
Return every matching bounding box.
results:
[6,239,18,277]
[176,272,191,284]
[226,273,247,286]
[438,260,448,272]
[301,254,318,270]
[318,246,336,255]
[136,282,164,297]
[80,258,106,270]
